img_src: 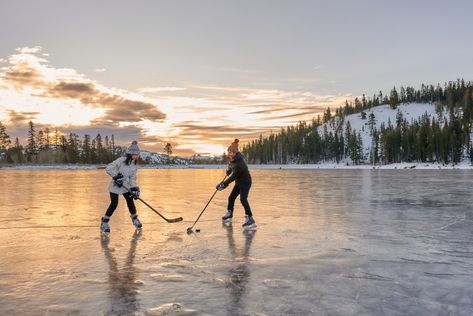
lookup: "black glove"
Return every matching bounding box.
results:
[216,182,227,191]
[225,165,233,176]
[113,173,124,187]
[130,186,140,200]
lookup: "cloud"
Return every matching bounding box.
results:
[2,64,43,89]
[173,122,269,143]
[46,81,96,98]
[99,97,166,122]
[7,110,39,123]
[60,123,143,140]
[41,82,166,122]
[94,68,106,73]
[258,109,321,121]
[1,47,166,125]
[247,104,301,115]
[137,87,187,93]
[16,46,42,54]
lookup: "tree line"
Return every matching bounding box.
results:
[0,121,124,164]
[0,121,228,165]
[243,79,473,165]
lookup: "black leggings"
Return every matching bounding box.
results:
[105,192,137,217]
[227,182,252,217]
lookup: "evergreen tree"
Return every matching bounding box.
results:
[370,129,380,164]
[368,112,377,135]
[36,129,45,151]
[67,133,80,163]
[54,129,60,151]
[323,107,332,123]
[0,121,11,159]
[11,137,24,163]
[27,121,36,162]
[91,138,97,163]
[82,134,91,163]
[389,87,400,109]
[44,127,51,150]
[164,143,173,156]
[95,134,105,163]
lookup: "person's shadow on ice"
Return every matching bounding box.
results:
[223,223,256,315]
[101,230,141,315]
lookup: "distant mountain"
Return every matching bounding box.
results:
[139,151,226,165]
[139,150,188,165]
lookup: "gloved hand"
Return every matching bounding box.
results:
[225,165,232,176]
[130,187,140,200]
[113,173,124,187]
[216,182,227,191]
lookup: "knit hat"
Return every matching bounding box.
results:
[227,139,239,153]
[126,141,140,155]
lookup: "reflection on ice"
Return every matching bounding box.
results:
[1,169,473,315]
[223,223,256,315]
[101,230,142,315]
[145,303,199,315]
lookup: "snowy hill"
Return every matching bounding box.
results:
[321,102,446,159]
[139,150,188,165]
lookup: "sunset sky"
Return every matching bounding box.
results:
[1,0,472,155]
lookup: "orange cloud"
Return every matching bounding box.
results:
[0,47,167,143]
[1,47,166,125]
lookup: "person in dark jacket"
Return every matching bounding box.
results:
[216,139,256,229]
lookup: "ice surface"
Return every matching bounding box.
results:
[1,169,473,315]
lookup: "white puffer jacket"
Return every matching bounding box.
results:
[105,156,138,194]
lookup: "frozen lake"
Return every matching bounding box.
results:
[1,169,473,315]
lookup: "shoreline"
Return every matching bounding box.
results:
[1,162,472,170]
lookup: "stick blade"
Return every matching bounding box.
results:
[167,217,183,223]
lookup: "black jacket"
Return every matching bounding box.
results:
[223,152,252,186]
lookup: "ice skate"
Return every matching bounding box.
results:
[242,215,257,230]
[131,214,142,229]
[101,217,110,233]
[222,210,233,223]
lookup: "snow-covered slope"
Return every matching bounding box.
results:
[322,102,443,158]
[139,150,188,165]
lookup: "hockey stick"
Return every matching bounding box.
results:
[187,174,227,233]
[124,186,183,223]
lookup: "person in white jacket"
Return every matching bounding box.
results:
[101,141,142,233]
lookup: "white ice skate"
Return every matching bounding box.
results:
[101,217,110,233]
[242,215,257,230]
[222,210,233,223]
[131,214,142,229]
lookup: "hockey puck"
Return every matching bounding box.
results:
[196,229,201,232]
